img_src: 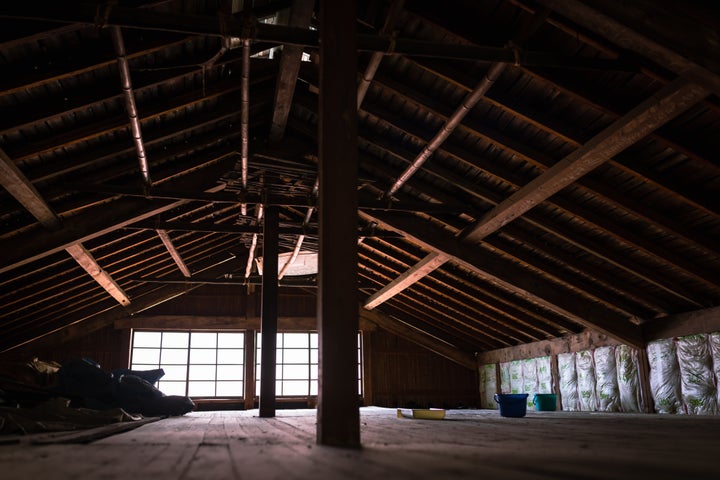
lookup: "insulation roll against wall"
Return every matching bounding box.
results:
[509,360,523,394]
[594,346,620,412]
[536,356,553,394]
[676,334,718,415]
[615,345,642,413]
[522,358,538,409]
[576,350,597,411]
[710,333,720,408]
[558,352,579,411]
[479,363,497,409]
[647,339,683,414]
[500,361,511,394]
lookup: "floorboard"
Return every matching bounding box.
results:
[1,407,719,479]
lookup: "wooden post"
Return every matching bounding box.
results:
[316,0,360,447]
[361,332,373,406]
[259,205,279,417]
[550,353,562,410]
[244,328,256,410]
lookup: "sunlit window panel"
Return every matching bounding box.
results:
[131,348,160,365]
[133,331,161,348]
[281,380,310,396]
[217,349,243,364]
[283,349,309,364]
[218,333,244,348]
[191,332,217,348]
[131,331,245,398]
[189,348,217,364]
[161,348,189,364]
[162,332,189,348]
[216,381,244,396]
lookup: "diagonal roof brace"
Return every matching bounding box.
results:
[459,77,709,244]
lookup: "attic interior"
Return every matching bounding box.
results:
[1,0,719,477]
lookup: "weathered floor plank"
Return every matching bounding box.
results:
[1,407,719,479]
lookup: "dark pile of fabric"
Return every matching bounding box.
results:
[0,358,194,435]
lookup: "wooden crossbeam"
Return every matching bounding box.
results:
[65,244,131,307]
[363,252,449,310]
[460,78,708,244]
[156,229,191,277]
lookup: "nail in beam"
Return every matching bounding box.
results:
[316,0,361,447]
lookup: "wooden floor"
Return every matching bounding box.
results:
[2,407,719,479]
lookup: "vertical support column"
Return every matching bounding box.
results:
[244,328,256,410]
[317,0,360,447]
[361,332,373,406]
[259,206,279,417]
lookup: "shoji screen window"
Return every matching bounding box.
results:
[130,331,245,398]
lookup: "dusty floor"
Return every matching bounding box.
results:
[1,407,719,479]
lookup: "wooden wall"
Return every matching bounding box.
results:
[364,330,479,409]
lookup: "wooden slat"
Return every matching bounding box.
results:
[156,229,191,278]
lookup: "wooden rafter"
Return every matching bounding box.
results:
[363,252,449,309]
[360,209,646,349]
[459,78,708,244]
[156,229,191,277]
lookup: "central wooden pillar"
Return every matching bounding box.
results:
[259,205,279,417]
[316,0,360,447]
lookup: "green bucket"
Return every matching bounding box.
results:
[533,393,557,411]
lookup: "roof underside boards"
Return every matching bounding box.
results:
[0,0,718,357]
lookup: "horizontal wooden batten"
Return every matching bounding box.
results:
[115,314,378,332]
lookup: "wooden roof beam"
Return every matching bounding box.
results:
[361,209,646,349]
[459,77,708,244]
[269,0,315,142]
[535,0,720,97]
[65,243,131,307]
[359,306,476,370]
[363,252,448,309]
[156,229,191,278]
[1,148,131,307]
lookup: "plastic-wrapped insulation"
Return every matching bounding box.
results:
[576,350,597,411]
[479,363,498,409]
[647,338,683,414]
[536,356,553,394]
[509,360,523,394]
[499,361,512,394]
[710,333,720,408]
[676,334,718,415]
[615,344,642,412]
[522,357,538,409]
[558,352,579,411]
[594,346,620,412]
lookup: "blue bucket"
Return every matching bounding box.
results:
[494,393,529,417]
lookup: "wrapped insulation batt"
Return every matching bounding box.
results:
[576,350,597,411]
[558,352,579,411]
[536,356,553,394]
[615,345,642,412]
[479,363,497,409]
[647,339,683,414]
[711,333,720,408]
[522,358,538,409]
[676,334,718,415]
[499,361,511,394]
[509,360,523,394]
[594,346,620,412]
